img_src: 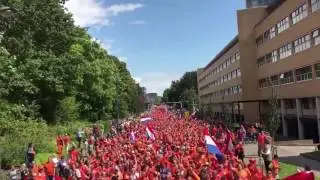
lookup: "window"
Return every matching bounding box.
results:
[271,50,278,63]
[313,29,320,46]
[238,85,242,93]
[231,86,237,94]
[256,35,263,46]
[280,71,294,84]
[311,0,320,12]
[265,53,272,63]
[259,78,268,88]
[231,55,236,64]
[270,75,279,86]
[235,52,240,60]
[236,69,241,77]
[294,34,311,53]
[277,17,290,34]
[295,66,312,81]
[231,70,237,79]
[227,73,231,81]
[257,57,265,67]
[315,64,320,78]
[279,43,292,59]
[291,4,308,25]
[264,26,276,40]
[226,59,230,66]
[285,99,296,109]
[223,62,226,69]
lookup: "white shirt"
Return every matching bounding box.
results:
[75,169,81,178]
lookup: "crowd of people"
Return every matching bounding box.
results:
[8,105,315,180]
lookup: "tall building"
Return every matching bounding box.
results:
[246,0,280,8]
[146,93,158,105]
[198,0,320,141]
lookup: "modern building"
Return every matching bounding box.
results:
[198,0,320,141]
[246,0,280,8]
[146,93,158,105]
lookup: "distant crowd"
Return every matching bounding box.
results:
[7,106,315,180]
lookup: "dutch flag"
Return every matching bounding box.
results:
[146,126,155,141]
[204,135,221,155]
[140,117,153,123]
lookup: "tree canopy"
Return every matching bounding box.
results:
[162,71,198,110]
[0,0,145,123]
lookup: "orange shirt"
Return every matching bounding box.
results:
[44,162,55,176]
[239,168,251,180]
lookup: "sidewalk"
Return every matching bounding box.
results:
[244,144,320,176]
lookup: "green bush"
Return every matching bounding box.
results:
[0,118,54,166]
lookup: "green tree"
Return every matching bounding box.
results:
[264,91,281,139]
[163,71,198,109]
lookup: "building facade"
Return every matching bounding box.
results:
[198,0,320,141]
[246,0,280,8]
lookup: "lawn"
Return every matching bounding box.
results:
[280,162,320,180]
[279,162,299,179]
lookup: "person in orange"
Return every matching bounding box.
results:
[56,135,63,158]
[265,171,276,180]
[271,155,280,180]
[237,163,251,180]
[44,157,55,180]
[34,166,46,180]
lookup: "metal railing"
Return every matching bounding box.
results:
[296,72,312,81]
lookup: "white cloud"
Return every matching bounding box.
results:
[100,39,114,53]
[130,20,146,25]
[65,0,144,27]
[136,72,183,96]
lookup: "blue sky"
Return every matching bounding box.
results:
[65,0,245,95]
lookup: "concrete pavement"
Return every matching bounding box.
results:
[244,143,320,176]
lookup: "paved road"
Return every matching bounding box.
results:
[244,144,320,176]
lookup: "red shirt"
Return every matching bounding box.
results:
[44,162,55,176]
[258,134,265,145]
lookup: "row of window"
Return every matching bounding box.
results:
[259,64,320,88]
[199,52,240,84]
[199,68,241,91]
[257,28,320,67]
[212,85,243,97]
[276,98,315,110]
[256,0,320,46]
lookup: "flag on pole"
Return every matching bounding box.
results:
[204,135,221,155]
[140,117,152,123]
[227,129,234,152]
[146,126,155,141]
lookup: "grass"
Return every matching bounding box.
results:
[279,162,298,179]
[35,152,52,165]
[280,162,320,180]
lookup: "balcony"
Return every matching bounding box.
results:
[296,72,312,82]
